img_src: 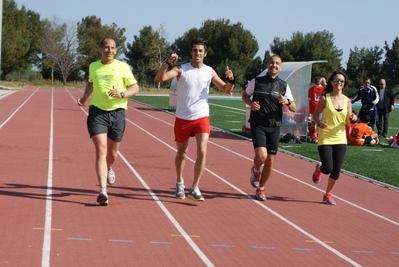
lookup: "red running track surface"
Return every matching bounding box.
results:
[0,87,398,267]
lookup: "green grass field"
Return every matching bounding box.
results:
[132,94,399,188]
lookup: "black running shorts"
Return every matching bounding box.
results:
[87,106,126,142]
[250,124,281,155]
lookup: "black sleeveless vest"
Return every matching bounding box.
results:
[249,73,288,126]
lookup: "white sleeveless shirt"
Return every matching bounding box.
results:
[176,62,212,120]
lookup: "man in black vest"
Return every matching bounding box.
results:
[242,55,297,201]
[376,78,395,138]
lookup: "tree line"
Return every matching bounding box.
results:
[2,0,399,95]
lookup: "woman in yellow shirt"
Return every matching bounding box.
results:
[311,70,355,205]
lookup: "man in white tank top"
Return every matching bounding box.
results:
[155,37,235,201]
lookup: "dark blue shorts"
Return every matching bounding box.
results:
[250,124,281,155]
[87,106,125,142]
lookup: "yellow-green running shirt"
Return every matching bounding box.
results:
[88,59,137,111]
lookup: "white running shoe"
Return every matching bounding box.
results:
[107,168,115,185]
[188,187,204,201]
[97,188,109,206]
[175,182,185,199]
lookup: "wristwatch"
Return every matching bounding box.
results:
[120,92,125,98]
[287,99,291,106]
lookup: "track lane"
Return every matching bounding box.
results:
[0,87,397,266]
[122,97,398,266]
[0,87,53,266]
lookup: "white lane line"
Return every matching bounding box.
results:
[64,89,215,267]
[42,87,54,267]
[209,142,399,227]
[120,119,215,267]
[0,87,40,129]
[127,104,365,266]
[0,86,53,267]
[130,102,399,227]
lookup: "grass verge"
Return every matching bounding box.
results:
[134,95,399,188]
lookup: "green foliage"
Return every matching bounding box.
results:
[346,46,384,87]
[243,56,263,89]
[268,31,343,78]
[1,0,41,79]
[76,16,126,78]
[25,10,42,65]
[2,3,399,92]
[125,25,169,86]
[172,19,260,87]
[5,70,42,81]
[382,37,399,86]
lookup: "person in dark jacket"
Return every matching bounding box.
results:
[376,79,395,138]
[242,55,297,201]
[352,77,379,130]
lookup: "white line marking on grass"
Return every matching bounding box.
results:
[129,101,399,227]
[126,103,399,266]
[209,103,245,113]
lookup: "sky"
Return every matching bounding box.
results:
[15,0,399,67]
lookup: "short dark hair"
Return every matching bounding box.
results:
[313,76,322,85]
[361,114,371,123]
[190,37,208,52]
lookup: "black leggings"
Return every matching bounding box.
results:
[317,144,347,180]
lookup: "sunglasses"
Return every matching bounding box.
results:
[379,84,384,85]
[332,78,345,83]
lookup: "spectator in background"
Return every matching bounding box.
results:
[346,110,358,141]
[376,78,395,138]
[347,114,379,146]
[352,77,379,129]
[320,77,327,86]
[388,133,399,148]
[308,76,326,143]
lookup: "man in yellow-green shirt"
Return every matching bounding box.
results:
[77,38,139,206]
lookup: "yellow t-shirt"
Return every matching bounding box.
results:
[317,93,348,145]
[88,59,137,111]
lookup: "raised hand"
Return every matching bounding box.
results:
[225,66,234,82]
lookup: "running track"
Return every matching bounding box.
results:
[0,87,398,267]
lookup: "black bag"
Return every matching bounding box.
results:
[280,133,302,144]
